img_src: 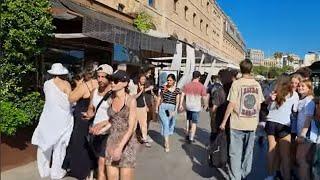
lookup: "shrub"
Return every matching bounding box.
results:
[0,0,54,135]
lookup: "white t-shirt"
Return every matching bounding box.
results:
[297,96,315,135]
[267,91,299,126]
[92,89,110,125]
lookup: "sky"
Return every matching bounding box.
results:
[217,0,320,59]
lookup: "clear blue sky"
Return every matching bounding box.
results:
[217,0,320,59]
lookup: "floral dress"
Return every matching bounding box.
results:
[105,98,138,168]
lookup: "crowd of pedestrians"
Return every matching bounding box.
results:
[31,59,320,180]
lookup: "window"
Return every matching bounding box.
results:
[173,0,178,11]
[118,3,125,12]
[148,0,155,8]
[207,1,210,11]
[200,19,203,31]
[206,24,209,34]
[193,13,196,26]
[184,6,188,20]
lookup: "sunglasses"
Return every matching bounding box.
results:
[112,77,127,84]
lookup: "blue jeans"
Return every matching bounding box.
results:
[229,129,255,180]
[159,103,176,137]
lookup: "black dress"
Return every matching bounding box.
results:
[62,97,96,179]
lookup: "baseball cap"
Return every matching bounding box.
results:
[111,70,130,83]
[96,64,113,75]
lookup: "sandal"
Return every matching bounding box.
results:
[142,139,152,148]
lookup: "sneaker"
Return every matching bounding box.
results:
[144,141,152,148]
[188,139,195,144]
[146,135,153,143]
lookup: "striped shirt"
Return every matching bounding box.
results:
[161,86,181,105]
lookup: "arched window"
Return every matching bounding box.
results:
[206,24,209,35]
[200,19,203,31]
[193,13,196,26]
[184,6,188,20]
[173,0,178,11]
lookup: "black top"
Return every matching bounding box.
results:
[136,85,146,108]
[161,86,181,105]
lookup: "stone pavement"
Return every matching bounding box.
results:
[1,112,268,180]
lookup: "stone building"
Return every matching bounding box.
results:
[97,0,246,64]
[246,49,264,65]
[43,0,245,87]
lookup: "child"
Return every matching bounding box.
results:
[296,79,316,180]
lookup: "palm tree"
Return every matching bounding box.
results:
[273,52,283,60]
[287,55,294,63]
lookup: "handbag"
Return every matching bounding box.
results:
[207,131,228,168]
[86,90,112,157]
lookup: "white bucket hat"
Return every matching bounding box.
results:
[47,63,69,75]
[96,64,113,75]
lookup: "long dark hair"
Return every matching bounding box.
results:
[274,74,292,107]
[167,74,176,81]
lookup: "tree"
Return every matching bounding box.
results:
[133,11,154,33]
[287,55,295,63]
[0,0,54,135]
[273,52,283,60]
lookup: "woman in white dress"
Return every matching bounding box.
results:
[32,63,73,179]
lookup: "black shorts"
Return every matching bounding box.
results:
[92,134,108,158]
[265,121,291,138]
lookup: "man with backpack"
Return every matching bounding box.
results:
[208,69,236,141]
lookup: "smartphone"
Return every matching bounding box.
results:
[165,110,170,117]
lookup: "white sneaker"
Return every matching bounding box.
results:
[264,176,274,180]
[146,135,153,143]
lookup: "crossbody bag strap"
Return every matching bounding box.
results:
[93,90,112,120]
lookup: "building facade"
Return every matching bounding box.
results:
[96,0,246,64]
[246,48,264,65]
[261,57,278,67]
[304,52,319,66]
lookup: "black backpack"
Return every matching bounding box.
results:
[207,131,228,168]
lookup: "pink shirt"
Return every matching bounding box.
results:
[183,81,207,112]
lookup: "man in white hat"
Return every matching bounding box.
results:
[83,64,113,180]
[32,63,73,179]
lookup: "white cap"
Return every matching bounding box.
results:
[96,64,113,75]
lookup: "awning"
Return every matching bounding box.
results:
[192,43,229,64]
[51,0,81,20]
[56,0,177,54]
[54,33,88,39]
[146,30,170,38]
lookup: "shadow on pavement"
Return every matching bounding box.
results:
[148,130,163,147]
[175,127,211,146]
[181,143,227,179]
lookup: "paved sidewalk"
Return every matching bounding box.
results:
[1,112,267,180]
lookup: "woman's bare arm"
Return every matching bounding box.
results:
[117,96,137,150]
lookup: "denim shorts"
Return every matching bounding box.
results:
[186,111,200,124]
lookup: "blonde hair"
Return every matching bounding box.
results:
[290,73,303,82]
[300,79,314,96]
